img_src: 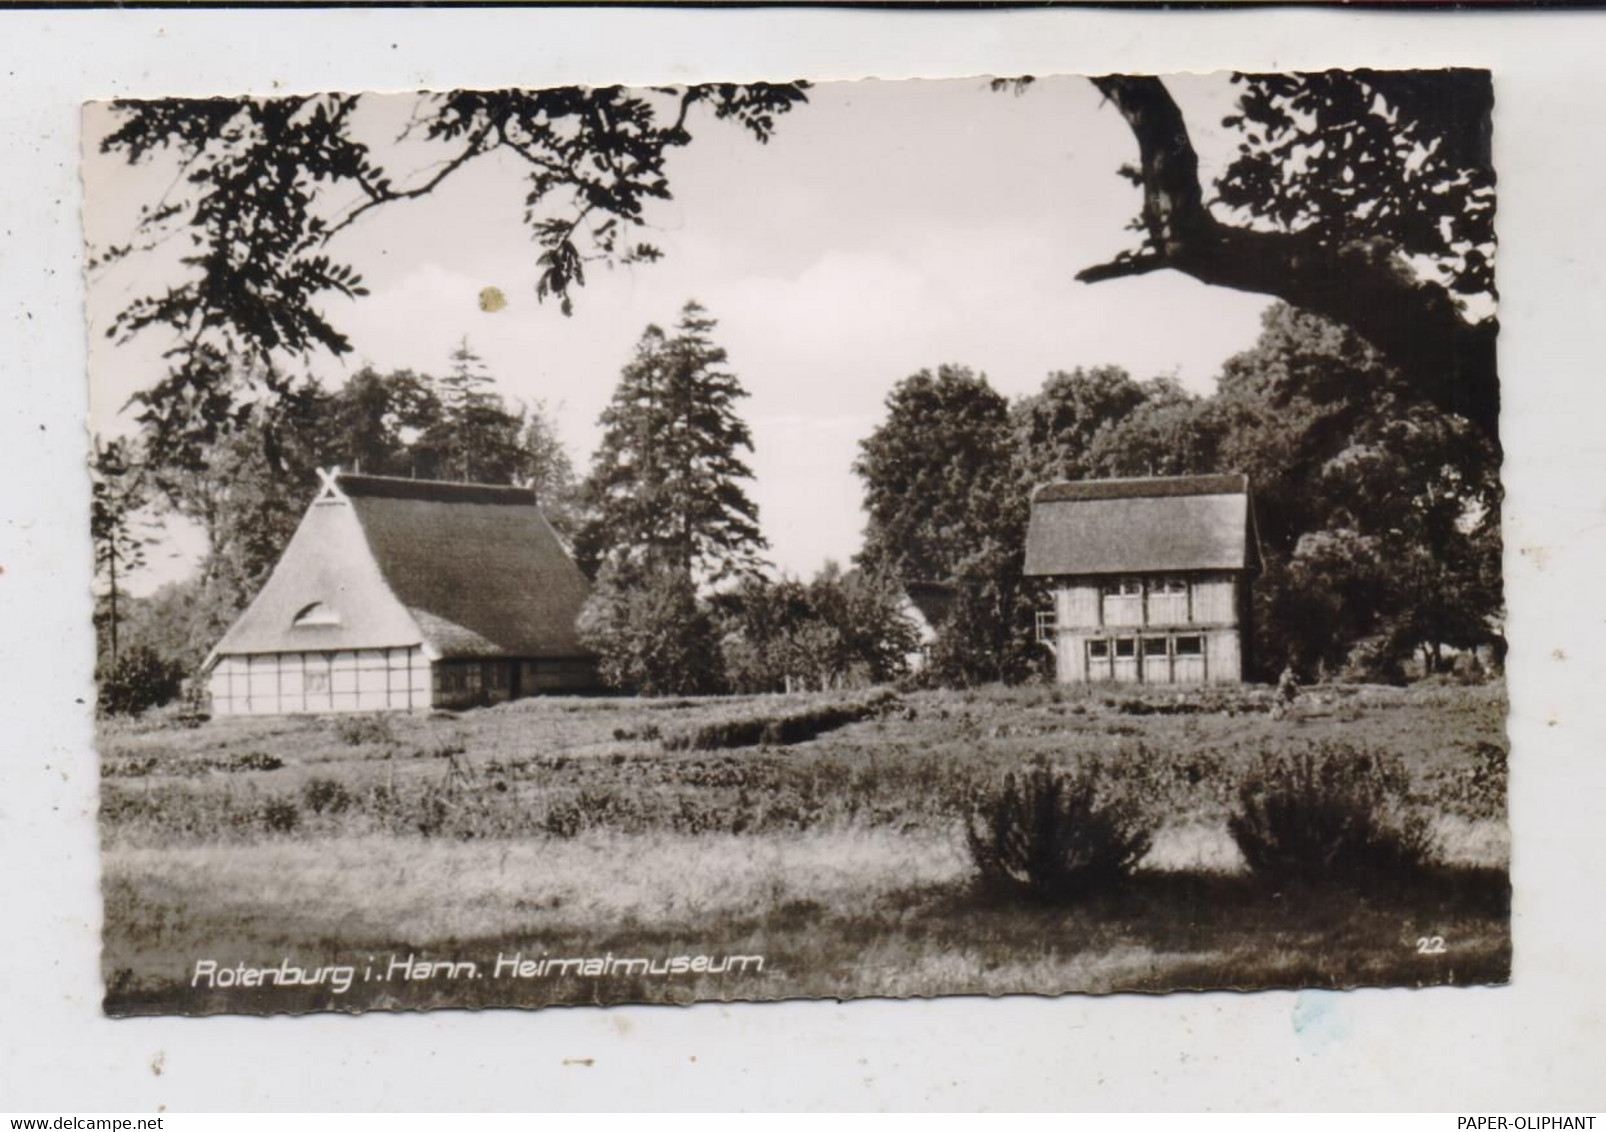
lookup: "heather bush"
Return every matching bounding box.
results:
[334,713,395,747]
[964,760,1153,902]
[302,776,354,815]
[260,797,302,834]
[1229,743,1438,890]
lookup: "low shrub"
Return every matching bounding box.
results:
[302,776,354,815]
[260,797,302,834]
[1229,743,1438,891]
[222,750,283,773]
[334,713,395,746]
[963,760,1153,903]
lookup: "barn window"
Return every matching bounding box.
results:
[1087,639,1110,660]
[1142,636,1169,658]
[1174,635,1203,657]
[1103,579,1142,597]
[1035,609,1057,644]
[1114,638,1137,659]
[292,602,342,627]
[1150,577,1187,595]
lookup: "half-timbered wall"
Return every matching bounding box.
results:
[208,647,430,715]
[1047,571,1246,685]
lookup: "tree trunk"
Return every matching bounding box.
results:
[108,549,119,666]
[1082,76,1500,443]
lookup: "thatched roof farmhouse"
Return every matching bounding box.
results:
[205,470,598,714]
[1024,474,1262,685]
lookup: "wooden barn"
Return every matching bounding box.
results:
[204,470,598,715]
[1023,474,1262,686]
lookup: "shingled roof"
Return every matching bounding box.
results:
[1024,474,1261,577]
[208,473,595,662]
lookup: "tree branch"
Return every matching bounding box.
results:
[322,124,494,242]
[1074,252,1167,284]
[1085,75,1500,442]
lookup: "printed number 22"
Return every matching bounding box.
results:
[1416,935,1447,954]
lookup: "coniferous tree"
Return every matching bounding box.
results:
[91,437,149,665]
[515,398,584,541]
[420,338,522,482]
[578,301,766,582]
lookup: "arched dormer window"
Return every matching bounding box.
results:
[292,601,342,628]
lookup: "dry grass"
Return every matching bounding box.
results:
[97,680,1511,1014]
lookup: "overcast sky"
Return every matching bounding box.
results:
[83,73,1272,595]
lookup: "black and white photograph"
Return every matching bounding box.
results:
[81,69,1509,1017]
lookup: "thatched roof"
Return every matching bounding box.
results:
[208,473,594,662]
[1024,474,1260,577]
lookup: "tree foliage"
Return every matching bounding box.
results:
[577,558,725,696]
[130,348,581,662]
[577,302,766,582]
[419,338,523,484]
[854,366,1041,684]
[1085,303,1502,678]
[1078,70,1498,440]
[1218,72,1495,301]
[855,366,1017,585]
[93,83,808,466]
[97,644,187,717]
[716,563,918,693]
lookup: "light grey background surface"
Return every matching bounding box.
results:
[1,6,1602,1111]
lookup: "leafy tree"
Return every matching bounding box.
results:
[1206,306,1500,676]
[151,382,330,618]
[578,301,765,582]
[320,365,439,477]
[1314,402,1502,675]
[97,72,1496,491]
[1093,304,1501,679]
[1072,70,1498,440]
[855,366,1039,684]
[928,541,1043,687]
[92,84,808,469]
[97,644,186,716]
[1084,381,1221,480]
[578,559,724,696]
[115,576,243,680]
[856,366,1017,585]
[90,437,149,664]
[806,563,921,687]
[715,574,816,694]
[1011,366,1150,488]
[716,564,918,693]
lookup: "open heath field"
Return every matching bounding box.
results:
[98,681,1510,1014]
